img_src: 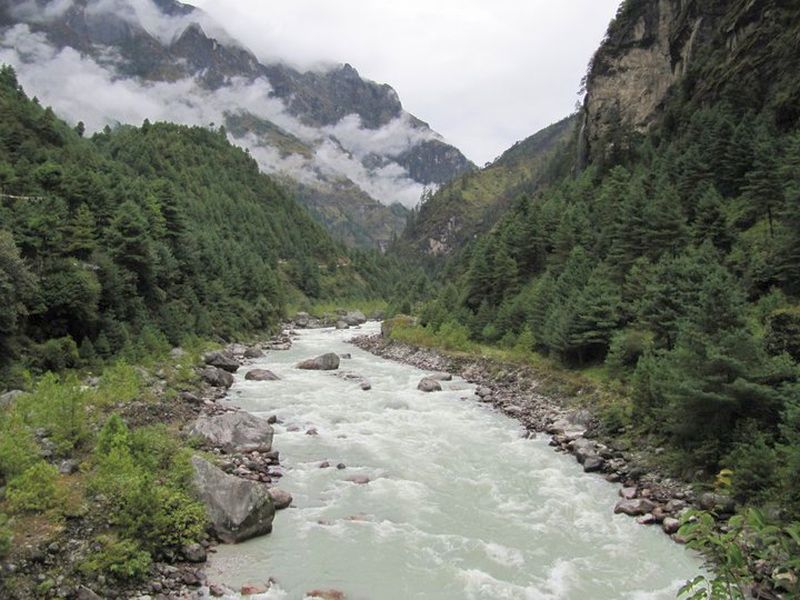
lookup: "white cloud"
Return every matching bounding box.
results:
[190,0,622,164]
[0,23,429,207]
[10,0,75,22]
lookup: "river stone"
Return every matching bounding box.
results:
[295,312,310,328]
[243,347,264,359]
[200,366,234,388]
[190,412,274,454]
[181,543,207,563]
[335,320,349,330]
[428,372,453,381]
[418,378,442,392]
[307,591,346,600]
[662,517,681,535]
[297,353,340,370]
[342,310,366,326]
[360,381,372,391]
[614,498,656,516]
[267,488,293,510]
[619,487,638,500]
[77,587,103,600]
[240,583,268,595]
[191,457,275,543]
[699,492,736,514]
[583,455,605,473]
[245,369,280,381]
[203,351,240,373]
[346,474,370,485]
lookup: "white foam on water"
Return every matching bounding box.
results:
[207,324,703,599]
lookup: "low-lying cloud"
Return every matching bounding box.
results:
[0,17,432,207]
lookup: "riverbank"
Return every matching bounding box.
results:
[349,332,713,541]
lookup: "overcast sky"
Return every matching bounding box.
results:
[190,0,622,165]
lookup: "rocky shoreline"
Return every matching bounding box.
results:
[349,332,738,545]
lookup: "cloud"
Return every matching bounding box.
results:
[190,0,623,164]
[10,0,75,22]
[0,23,430,207]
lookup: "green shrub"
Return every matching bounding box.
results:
[0,411,38,480]
[0,513,11,557]
[765,307,800,361]
[80,535,151,582]
[34,336,80,372]
[92,362,142,407]
[23,372,89,454]
[726,432,780,504]
[6,462,61,513]
[605,328,654,376]
[437,321,473,352]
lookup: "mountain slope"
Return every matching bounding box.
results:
[398,114,577,257]
[0,0,474,248]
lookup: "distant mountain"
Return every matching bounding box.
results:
[0,0,474,248]
[398,114,578,257]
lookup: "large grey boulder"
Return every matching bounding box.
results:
[191,457,275,543]
[614,498,656,516]
[417,378,442,392]
[267,488,293,510]
[190,412,274,454]
[245,369,280,381]
[295,312,310,328]
[203,351,240,373]
[342,310,366,326]
[200,366,234,388]
[297,353,340,370]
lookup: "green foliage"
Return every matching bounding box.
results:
[80,535,152,583]
[0,410,38,480]
[0,513,11,558]
[89,417,206,557]
[19,372,89,454]
[5,462,61,513]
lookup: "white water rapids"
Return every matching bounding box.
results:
[206,323,702,599]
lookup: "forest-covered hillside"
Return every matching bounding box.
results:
[402,0,800,520]
[0,64,398,384]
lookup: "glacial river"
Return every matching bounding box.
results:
[206,323,702,600]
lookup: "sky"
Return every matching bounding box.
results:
[190,0,622,165]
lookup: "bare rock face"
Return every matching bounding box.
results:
[297,352,340,370]
[581,0,719,162]
[190,412,274,454]
[191,456,275,544]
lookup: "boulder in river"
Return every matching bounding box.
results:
[191,456,275,543]
[428,372,453,381]
[295,312,311,328]
[583,455,605,473]
[190,412,274,454]
[267,488,293,510]
[346,474,370,485]
[614,498,656,516]
[297,353,340,370]
[335,320,349,330]
[245,369,280,381]
[200,366,234,388]
[203,350,240,373]
[417,377,442,392]
[307,591,346,600]
[342,310,366,326]
[243,347,264,359]
[662,517,681,535]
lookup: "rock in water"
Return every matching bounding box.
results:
[203,350,240,373]
[335,320,349,330]
[245,369,280,381]
[267,488,293,510]
[243,347,264,359]
[417,377,442,392]
[297,352,340,370]
[200,366,234,388]
[342,310,366,326]
[190,412,274,453]
[191,457,275,543]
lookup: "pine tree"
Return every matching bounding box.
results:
[743,125,784,236]
[565,263,621,364]
[64,204,97,260]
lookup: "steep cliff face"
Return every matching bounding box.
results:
[581,0,800,162]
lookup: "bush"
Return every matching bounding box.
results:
[34,336,80,372]
[0,411,38,480]
[605,328,654,376]
[437,321,473,352]
[726,432,780,504]
[0,513,11,557]
[6,462,61,513]
[24,372,89,454]
[765,307,800,361]
[80,535,151,582]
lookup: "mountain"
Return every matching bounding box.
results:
[0,0,475,248]
[392,0,800,572]
[398,114,577,258]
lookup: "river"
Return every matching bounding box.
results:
[206,323,702,599]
